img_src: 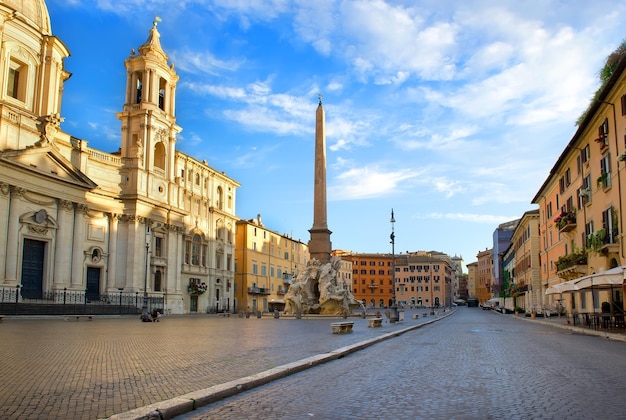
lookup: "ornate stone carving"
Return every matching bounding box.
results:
[284,257,362,316]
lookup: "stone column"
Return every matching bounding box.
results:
[53,200,74,288]
[0,183,10,283]
[70,204,86,289]
[107,213,119,290]
[5,186,24,283]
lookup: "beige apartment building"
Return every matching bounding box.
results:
[234,216,309,313]
[467,261,478,300]
[532,48,626,317]
[395,251,455,308]
[0,1,239,314]
[508,210,541,312]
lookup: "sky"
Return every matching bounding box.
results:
[46,0,626,270]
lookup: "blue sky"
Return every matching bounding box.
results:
[47,1,626,269]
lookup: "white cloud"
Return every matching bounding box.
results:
[328,166,422,200]
[421,212,518,224]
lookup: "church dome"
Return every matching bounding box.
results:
[1,0,52,34]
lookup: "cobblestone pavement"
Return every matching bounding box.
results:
[181,307,626,419]
[0,309,436,419]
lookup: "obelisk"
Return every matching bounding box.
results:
[308,95,332,262]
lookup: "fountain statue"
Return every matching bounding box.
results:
[284,256,362,316]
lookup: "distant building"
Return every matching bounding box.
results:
[344,252,393,308]
[476,249,494,303]
[466,261,478,300]
[508,210,541,312]
[395,251,455,308]
[234,215,309,313]
[492,219,519,295]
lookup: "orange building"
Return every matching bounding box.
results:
[344,253,393,308]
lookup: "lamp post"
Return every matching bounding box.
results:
[389,209,398,323]
[141,231,151,321]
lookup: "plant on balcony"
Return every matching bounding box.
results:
[587,229,607,253]
[618,151,626,162]
[556,249,588,271]
[597,172,609,188]
[554,211,576,230]
[187,282,207,295]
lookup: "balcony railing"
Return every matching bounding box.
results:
[555,211,577,233]
[247,287,271,295]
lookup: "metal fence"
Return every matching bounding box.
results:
[0,286,164,316]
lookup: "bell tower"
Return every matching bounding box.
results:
[116,18,181,198]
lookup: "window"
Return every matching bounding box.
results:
[581,145,590,164]
[135,74,143,103]
[602,207,617,244]
[154,270,162,292]
[600,154,611,188]
[565,168,571,187]
[547,202,553,219]
[185,234,203,266]
[369,270,375,275]
[621,94,626,116]
[154,142,166,170]
[261,265,267,276]
[598,118,609,147]
[216,187,223,209]
[158,77,166,110]
[252,263,258,275]
[7,59,25,100]
[284,252,289,260]
[154,237,163,257]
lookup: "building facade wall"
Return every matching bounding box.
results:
[0,4,239,314]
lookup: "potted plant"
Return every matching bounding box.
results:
[514,306,522,316]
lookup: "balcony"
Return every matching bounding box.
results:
[556,251,587,280]
[599,230,619,254]
[247,287,270,295]
[555,211,576,233]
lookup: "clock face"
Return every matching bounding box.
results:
[35,209,47,223]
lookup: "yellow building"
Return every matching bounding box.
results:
[234,215,309,313]
[532,45,626,316]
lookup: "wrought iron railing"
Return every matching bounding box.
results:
[0,286,164,316]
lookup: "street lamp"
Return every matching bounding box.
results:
[141,231,151,322]
[389,209,398,323]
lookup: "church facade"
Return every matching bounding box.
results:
[0,1,239,314]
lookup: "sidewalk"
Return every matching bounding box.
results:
[0,309,449,420]
[505,310,626,342]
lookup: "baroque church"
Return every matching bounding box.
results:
[0,0,239,314]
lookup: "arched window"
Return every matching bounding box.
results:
[158,77,166,110]
[135,73,143,103]
[154,142,166,170]
[216,186,223,210]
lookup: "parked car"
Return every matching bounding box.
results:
[481,302,493,310]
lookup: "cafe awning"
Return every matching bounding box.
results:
[570,266,625,290]
[545,266,626,295]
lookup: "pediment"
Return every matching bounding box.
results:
[0,146,97,190]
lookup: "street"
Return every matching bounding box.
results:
[180,307,626,419]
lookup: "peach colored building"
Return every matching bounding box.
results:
[532,48,626,316]
[395,251,455,308]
